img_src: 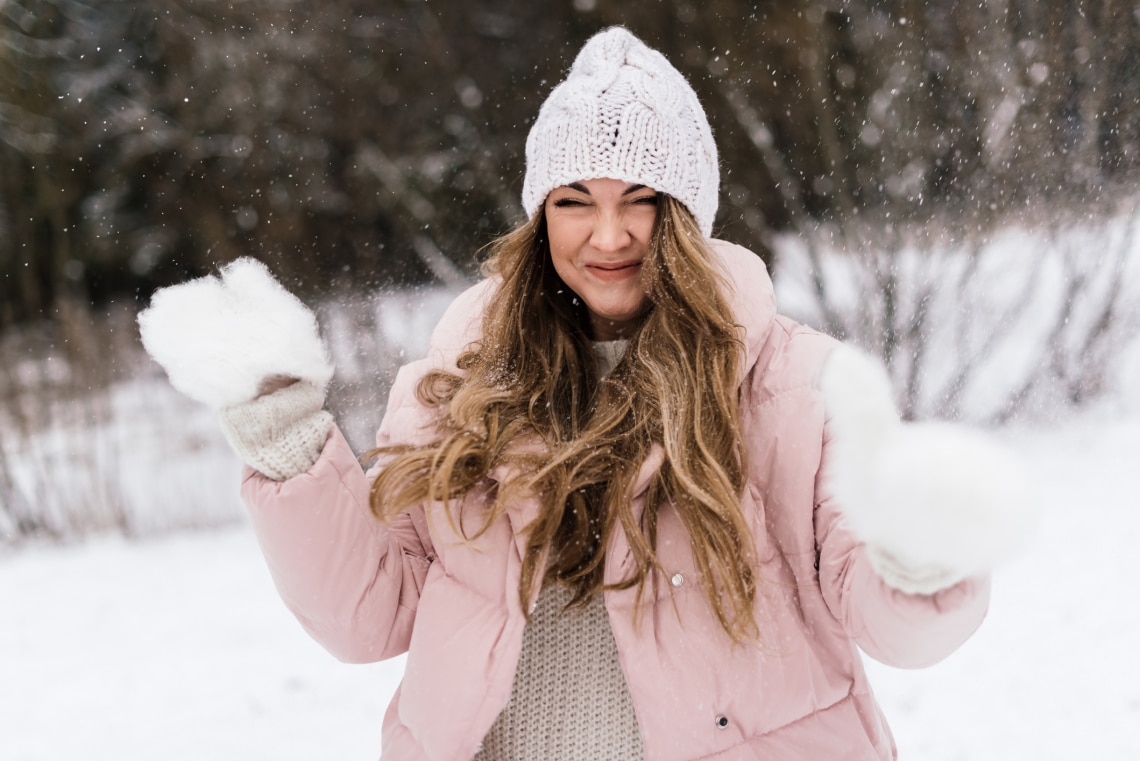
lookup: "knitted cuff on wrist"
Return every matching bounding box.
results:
[864,545,965,596]
[218,381,334,481]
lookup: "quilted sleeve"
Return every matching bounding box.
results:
[814,412,992,669]
[240,359,437,663]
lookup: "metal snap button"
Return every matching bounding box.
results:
[670,573,684,587]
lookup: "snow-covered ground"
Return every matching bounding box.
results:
[3,389,1138,760]
[1,527,401,759]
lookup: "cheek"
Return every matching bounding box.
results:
[545,222,582,276]
[632,212,658,241]
[549,254,576,291]
[547,238,573,277]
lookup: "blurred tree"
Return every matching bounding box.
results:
[1,0,1138,327]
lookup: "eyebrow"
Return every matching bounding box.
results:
[565,182,649,196]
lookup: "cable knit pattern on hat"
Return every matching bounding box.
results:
[218,381,334,481]
[522,27,719,237]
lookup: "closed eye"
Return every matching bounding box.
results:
[553,198,589,208]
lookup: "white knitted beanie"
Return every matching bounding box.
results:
[522,27,720,238]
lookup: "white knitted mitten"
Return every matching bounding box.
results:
[138,257,335,480]
[819,345,1037,594]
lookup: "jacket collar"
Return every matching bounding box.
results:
[705,238,778,385]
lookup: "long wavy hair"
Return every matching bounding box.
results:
[370,195,758,642]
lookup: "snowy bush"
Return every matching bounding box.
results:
[0,285,459,544]
[773,205,1140,423]
[0,303,244,543]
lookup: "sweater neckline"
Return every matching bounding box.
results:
[593,339,630,379]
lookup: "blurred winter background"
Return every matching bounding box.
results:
[2,1,1139,758]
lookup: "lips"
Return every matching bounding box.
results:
[585,261,642,282]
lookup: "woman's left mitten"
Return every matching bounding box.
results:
[819,345,1038,594]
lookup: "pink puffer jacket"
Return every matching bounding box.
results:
[241,240,989,761]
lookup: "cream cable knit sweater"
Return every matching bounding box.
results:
[474,583,644,761]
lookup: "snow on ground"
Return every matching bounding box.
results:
[3,393,1138,760]
[0,527,402,759]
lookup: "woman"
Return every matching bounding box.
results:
[139,27,1032,761]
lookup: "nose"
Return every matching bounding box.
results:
[589,210,632,253]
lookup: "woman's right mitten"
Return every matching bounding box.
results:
[138,257,335,480]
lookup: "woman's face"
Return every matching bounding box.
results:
[544,177,658,341]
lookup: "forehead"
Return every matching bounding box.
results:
[554,178,654,195]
